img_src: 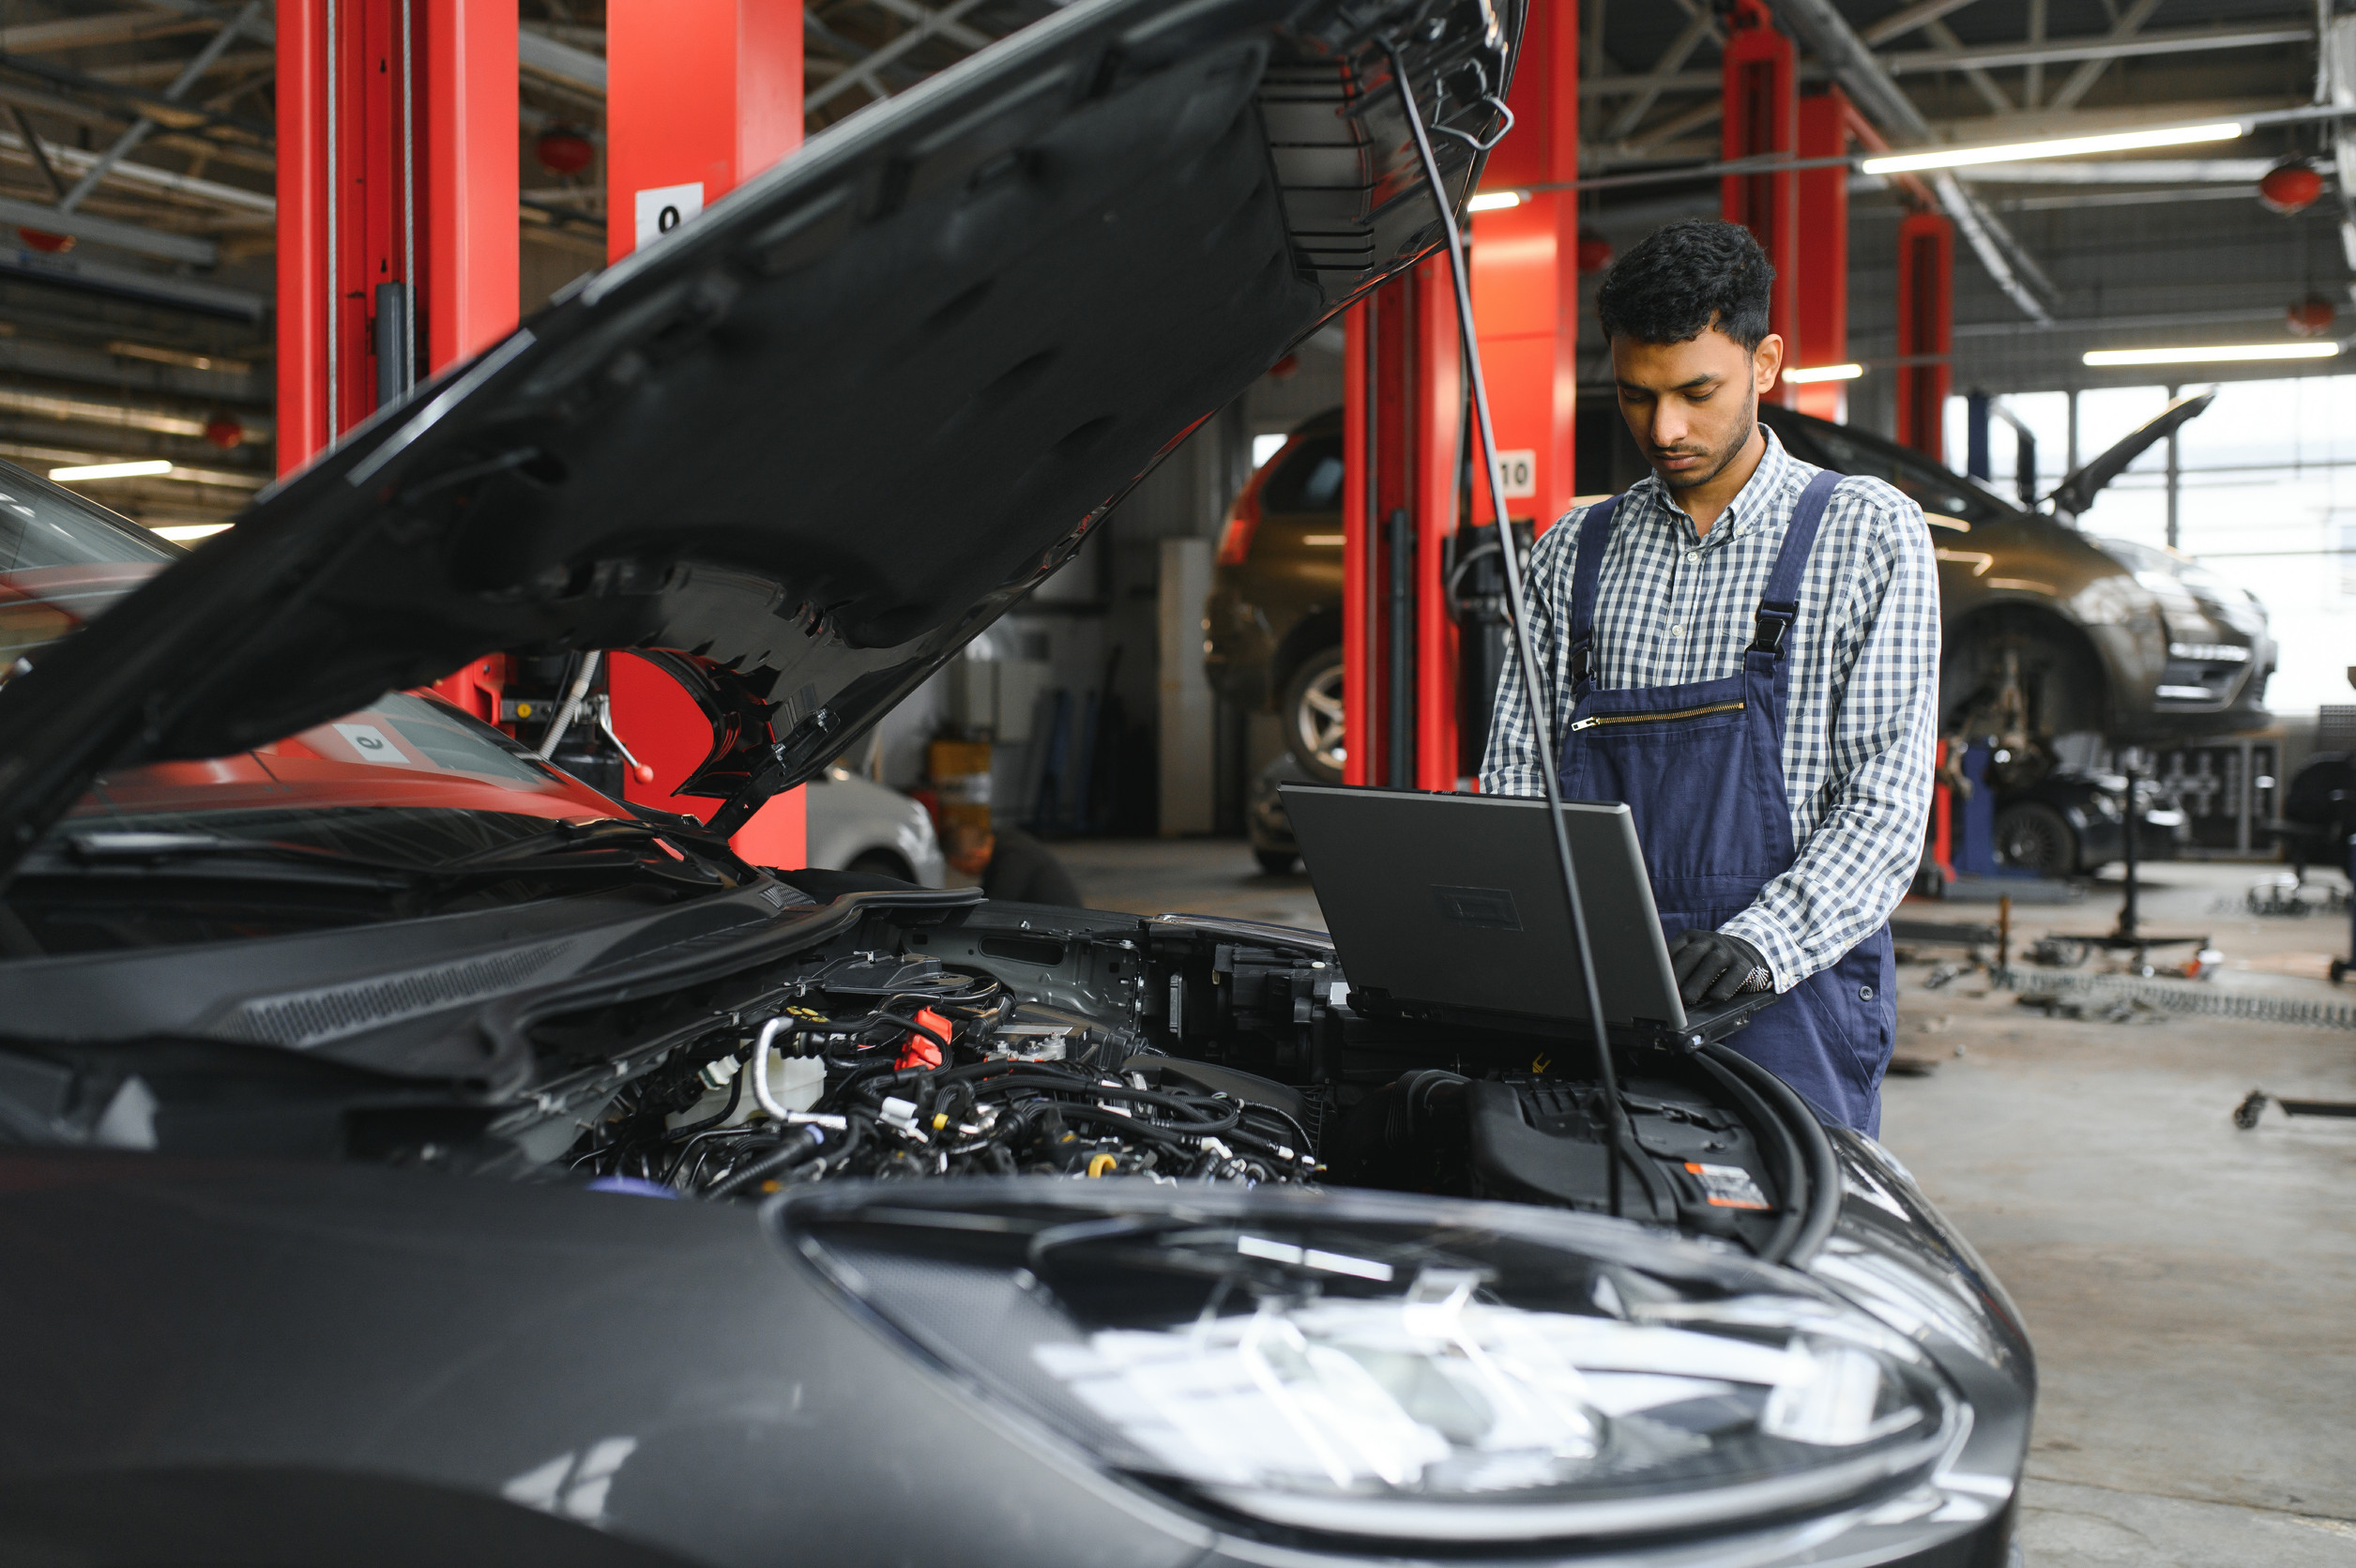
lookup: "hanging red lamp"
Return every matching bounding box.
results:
[1575,232,1615,274]
[2287,296,2337,337]
[16,227,72,253]
[203,415,245,449]
[534,128,596,176]
[2258,161,2323,215]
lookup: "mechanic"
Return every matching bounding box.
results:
[1480,220,1938,1135]
[943,818,1084,907]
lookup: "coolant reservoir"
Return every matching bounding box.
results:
[668,1053,826,1128]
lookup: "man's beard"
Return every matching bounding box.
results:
[1651,391,1758,492]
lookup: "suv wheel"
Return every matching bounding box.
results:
[1994,801,2075,877]
[1282,647,1345,783]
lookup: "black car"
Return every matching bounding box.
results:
[0,1,2032,1563]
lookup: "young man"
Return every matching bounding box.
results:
[1479,220,1938,1135]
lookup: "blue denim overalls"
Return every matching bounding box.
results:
[1557,470,1895,1134]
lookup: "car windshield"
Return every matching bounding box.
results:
[1773,415,2019,527]
[0,462,656,952]
[1262,434,1345,514]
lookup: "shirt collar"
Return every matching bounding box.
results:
[1640,423,1798,543]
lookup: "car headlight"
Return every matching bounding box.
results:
[775,1182,1963,1545]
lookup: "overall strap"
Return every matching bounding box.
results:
[1565,494,1621,691]
[1747,469,1843,663]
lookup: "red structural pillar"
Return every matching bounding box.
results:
[1720,0,1798,404]
[1894,212,1953,462]
[1341,266,1464,793]
[276,0,517,471]
[276,0,516,724]
[1794,89,1851,421]
[1472,0,1577,537]
[606,0,806,867]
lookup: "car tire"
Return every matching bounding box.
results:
[847,849,915,882]
[1282,646,1346,784]
[1994,801,2076,877]
[1254,848,1298,875]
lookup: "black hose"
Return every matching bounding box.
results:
[1698,1043,1841,1266]
[864,1010,956,1055]
[1688,1048,1807,1263]
[709,1125,828,1199]
[662,1061,745,1140]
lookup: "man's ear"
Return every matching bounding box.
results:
[1752,332,1785,394]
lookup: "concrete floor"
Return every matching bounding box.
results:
[1056,839,2356,1566]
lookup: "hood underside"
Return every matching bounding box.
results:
[0,0,1514,864]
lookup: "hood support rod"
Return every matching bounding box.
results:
[1383,40,1631,1221]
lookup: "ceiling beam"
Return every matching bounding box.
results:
[1585,23,2313,98]
[1767,0,2057,322]
[0,192,215,262]
[517,28,605,94]
[1923,18,2011,114]
[804,0,996,113]
[1861,0,1984,47]
[859,0,994,55]
[1607,8,1717,141]
[2048,0,2165,112]
[0,11,208,53]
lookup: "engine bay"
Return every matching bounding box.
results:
[561,891,1819,1260]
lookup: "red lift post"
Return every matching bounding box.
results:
[1793,89,1850,419]
[276,0,518,723]
[1894,213,1953,461]
[1719,0,1797,405]
[1342,5,1575,793]
[604,0,808,868]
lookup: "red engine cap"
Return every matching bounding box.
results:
[895,1007,951,1072]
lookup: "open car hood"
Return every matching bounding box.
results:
[0,0,1514,867]
[2044,388,2214,520]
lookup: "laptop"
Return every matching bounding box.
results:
[1280,784,1776,1048]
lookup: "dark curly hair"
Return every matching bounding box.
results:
[1595,220,1774,351]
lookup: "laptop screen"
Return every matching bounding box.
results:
[1281,785,1688,1029]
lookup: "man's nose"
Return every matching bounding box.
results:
[1649,404,1689,449]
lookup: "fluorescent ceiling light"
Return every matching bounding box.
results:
[2083,342,2339,367]
[1251,433,1287,467]
[1862,121,2242,175]
[1784,363,1863,384]
[151,522,231,541]
[49,459,173,481]
[1466,190,1523,212]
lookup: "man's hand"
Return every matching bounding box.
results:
[1667,928,1769,1007]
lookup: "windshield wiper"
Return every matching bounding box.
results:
[32,823,729,890]
[27,831,420,888]
[424,819,734,883]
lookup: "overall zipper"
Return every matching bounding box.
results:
[1569,698,1745,732]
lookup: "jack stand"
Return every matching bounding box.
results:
[2083,758,2206,972]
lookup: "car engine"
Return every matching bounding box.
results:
[559,893,1812,1258]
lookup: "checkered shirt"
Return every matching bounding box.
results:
[1479,427,1940,990]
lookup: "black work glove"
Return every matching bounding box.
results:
[1667,928,1769,1007]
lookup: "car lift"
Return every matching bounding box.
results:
[276,0,807,867]
[1342,0,1575,792]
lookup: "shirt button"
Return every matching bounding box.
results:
[1686,549,1701,561]
[1668,624,1684,638]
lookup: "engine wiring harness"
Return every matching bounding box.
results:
[566,952,1320,1200]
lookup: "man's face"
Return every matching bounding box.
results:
[1611,325,1784,492]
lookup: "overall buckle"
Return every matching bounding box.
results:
[1569,639,1592,685]
[1748,601,1798,656]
